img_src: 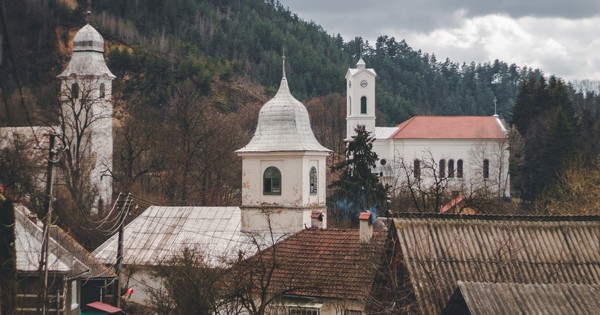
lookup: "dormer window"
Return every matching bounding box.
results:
[263,167,281,195]
[309,166,317,195]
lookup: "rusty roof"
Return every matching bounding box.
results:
[395,214,600,315]
[391,116,506,139]
[240,225,391,302]
[442,282,600,315]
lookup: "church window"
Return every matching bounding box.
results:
[413,159,421,180]
[289,307,320,315]
[457,159,464,178]
[448,159,455,178]
[99,83,106,98]
[309,166,317,195]
[263,167,281,195]
[439,159,446,178]
[483,159,489,179]
[360,96,367,114]
[348,96,352,115]
[71,83,79,99]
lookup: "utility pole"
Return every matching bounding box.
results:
[115,193,131,308]
[38,134,56,315]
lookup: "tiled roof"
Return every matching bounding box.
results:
[395,213,600,315]
[443,282,600,315]
[236,76,329,153]
[93,206,257,266]
[391,116,506,139]
[15,205,89,277]
[241,226,389,301]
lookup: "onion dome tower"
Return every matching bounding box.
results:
[57,24,115,213]
[236,53,330,233]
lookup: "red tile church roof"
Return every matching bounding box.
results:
[391,116,506,139]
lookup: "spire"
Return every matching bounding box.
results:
[282,47,287,78]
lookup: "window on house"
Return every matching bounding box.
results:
[448,159,455,178]
[414,159,421,180]
[70,280,79,310]
[71,83,79,99]
[360,96,367,114]
[457,159,464,178]
[439,159,446,178]
[483,159,489,179]
[309,166,317,195]
[99,83,106,98]
[289,307,320,315]
[263,167,281,195]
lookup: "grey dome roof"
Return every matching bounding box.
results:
[237,76,329,153]
[73,24,104,52]
[58,24,115,79]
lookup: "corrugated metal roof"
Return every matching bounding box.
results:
[443,281,600,315]
[394,214,600,315]
[391,116,506,139]
[374,127,398,139]
[236,76,329,153]
[15,205,88,276]
[93,206,258,267]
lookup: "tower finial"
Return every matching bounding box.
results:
[493,97,498,117]
[85,0,92,21]
[282,46,286,78]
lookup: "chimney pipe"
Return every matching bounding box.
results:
[359,211,373,242]
[311,211,326,229]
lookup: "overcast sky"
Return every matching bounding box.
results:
[277,0,600,82]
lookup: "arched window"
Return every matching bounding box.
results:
[483,159,490,179]
[360,96,367,114]
[263,167,281,195]
[448,159,455,178]
[71,83,79,99]
[99,83,106,99]
[439,159,446,178]
[309,167,317,195]
[457,159,464,178]
[413,159,421,180]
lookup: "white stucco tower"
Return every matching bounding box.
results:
[346,58,377,139]
[236,56,330,234]
[57,24,115,212]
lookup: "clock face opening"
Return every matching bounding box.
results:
[360,80,368,87]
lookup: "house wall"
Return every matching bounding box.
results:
[16,273,80,315]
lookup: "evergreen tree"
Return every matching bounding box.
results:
[511,75,581,201]
[0,188,17,315]
[329,125,388,225]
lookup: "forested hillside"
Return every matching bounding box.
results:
[3,0,600,222]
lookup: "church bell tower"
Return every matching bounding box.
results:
[346,57,376,139]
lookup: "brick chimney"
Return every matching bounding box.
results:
[311,211,326,229]
[359,211,373,243]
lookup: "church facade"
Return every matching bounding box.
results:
[346,59,510,199]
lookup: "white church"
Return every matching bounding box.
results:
[345,58,510,198]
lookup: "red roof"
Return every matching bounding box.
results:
[84,302,123,314]
[239,226,392,301]
[391,116,506,139]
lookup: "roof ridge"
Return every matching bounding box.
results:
[394,212,600,222]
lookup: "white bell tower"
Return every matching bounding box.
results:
[57,24,116,213]
[236,54,330,234]
[346,57,377,139]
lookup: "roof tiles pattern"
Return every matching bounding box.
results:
[244,227,388,301]
[395,214,600,315]
[391,116,506,139]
